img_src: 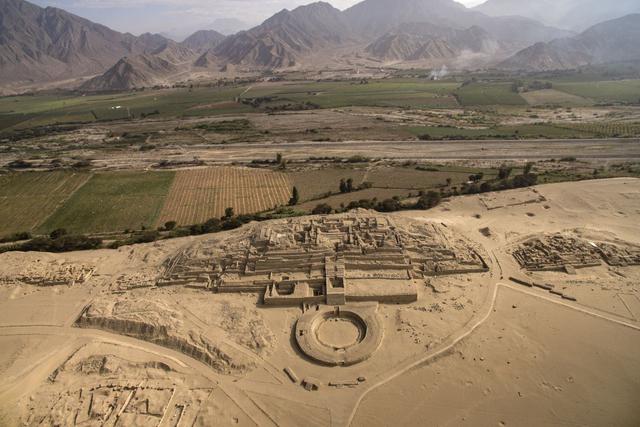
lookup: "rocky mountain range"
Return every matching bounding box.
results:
[500,14,640,71]
[212,2,351,68]
[344,0,570,49]
[0,0,173,85]
[0,0,637,91]
[365,22,499,62]
[181,30,226,54]
[79,54,179,91]
[476,0,640,31]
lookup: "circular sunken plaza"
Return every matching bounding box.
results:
[295,304,383,366]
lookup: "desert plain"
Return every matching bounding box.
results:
[0,177,638,427]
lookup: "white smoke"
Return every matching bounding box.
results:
[429,65,449,80]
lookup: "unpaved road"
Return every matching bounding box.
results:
[4,138,639,170]
[211,138,640,160]
[85,138,640,170]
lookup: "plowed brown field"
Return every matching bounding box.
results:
[157,167,292,226]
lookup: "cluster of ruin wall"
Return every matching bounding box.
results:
[512,236,640,271]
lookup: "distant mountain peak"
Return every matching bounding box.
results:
[80,53,178,91]
[213,0,349,69]
[181,30,226,53]
[500,14,640,71]
[0,0,175,85]
[476,0,640,31]
[366,22,499,63]
[2,0,627,92]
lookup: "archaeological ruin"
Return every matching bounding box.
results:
[153,214,492,366]
[512,234,640,272]
[295,303,383,366]
[158,214,489,306]
[0,262,94,287]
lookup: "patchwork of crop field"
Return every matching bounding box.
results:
[39,171,175,235]
[1,80,465,132]
[1,158,632,239]
[0,86,252,131]
[0,171,90,236]
[241,80,461,109]
[156,167,293,226]
[1,78,638,133]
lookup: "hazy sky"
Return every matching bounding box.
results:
[31,0,487,39]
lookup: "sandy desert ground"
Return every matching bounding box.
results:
[0,178,638,426]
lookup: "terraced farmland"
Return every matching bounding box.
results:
[0,171,91,237]
[157,167,292,226]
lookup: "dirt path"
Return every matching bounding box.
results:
[346,280,640,426]
[239,86,253,98]
[94,138,640,169]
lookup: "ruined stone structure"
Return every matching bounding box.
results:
[0,263,95,286]
[595,242,640,267]
[513,235,602,271]
[513,234,640,271]
[295,303,383,366]
[159,215,488,306]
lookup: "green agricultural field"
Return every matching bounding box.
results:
[0,171,91,237]
[39,171,175,234]
[455,83,527,106]
[0,94,119,115]
[244,80,461,109]
[519,89,592,106]
[6,80,462,132]
[552,80,640,103]
[554,121,640,138]
[0,113,37,131]
[0,86,252,131]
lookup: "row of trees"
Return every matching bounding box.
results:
[340,178,372,193]
[312,190,442,216]
[1,233,102,253]
[340,178,355,193]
